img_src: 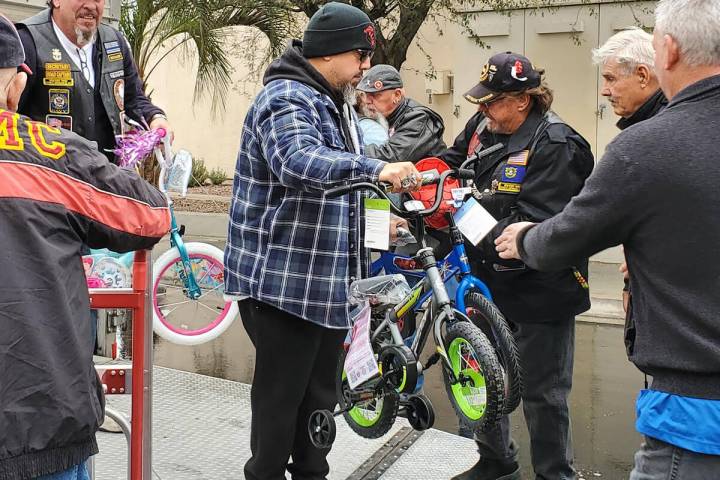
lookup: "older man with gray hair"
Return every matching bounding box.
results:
[594,27,667,130]
[494,0,720,477]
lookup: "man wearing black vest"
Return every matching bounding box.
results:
[443,52,594,480]
[16,0,172,162]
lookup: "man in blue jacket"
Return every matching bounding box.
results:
[224,3,420,479]
[495,0,720,477]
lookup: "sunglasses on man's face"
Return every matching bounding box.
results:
[356,49,374,62]
[479,94,507,107]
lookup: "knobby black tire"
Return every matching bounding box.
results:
[465,292,522,415]
[443,320,505,434]
[336,348,398,439]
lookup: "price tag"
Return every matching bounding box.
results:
[364,198,391,250]
[344,304,380,389]
[453,197,498,245]
[450,187,472,207]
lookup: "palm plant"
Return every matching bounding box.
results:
[120,0,295,110]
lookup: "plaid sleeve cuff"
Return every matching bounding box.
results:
[362,157,386,182]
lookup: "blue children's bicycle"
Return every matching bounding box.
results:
[370,147,522,416]
[308,166,516,449]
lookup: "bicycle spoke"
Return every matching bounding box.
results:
[196,283,224,300]
[159,299,195,309]
[195,300,222,315]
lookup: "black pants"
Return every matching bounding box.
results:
[238,299,347,480]
[472,318,576,480]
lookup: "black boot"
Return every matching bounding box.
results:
[450,458,521,480]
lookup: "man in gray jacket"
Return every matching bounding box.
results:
[495,0,720,477]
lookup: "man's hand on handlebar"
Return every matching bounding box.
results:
[378,162,422,193]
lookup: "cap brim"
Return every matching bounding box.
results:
[357,83,398,93]
[356,84,379,93]
[463,83,499,104]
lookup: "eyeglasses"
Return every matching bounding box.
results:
[77,47,91,84]
[356,49,374,63]
[479,94,507,107]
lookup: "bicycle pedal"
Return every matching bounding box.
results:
[424,352,440,368]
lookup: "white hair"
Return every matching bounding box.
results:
[592,27,655,75]
[655,0,720,66]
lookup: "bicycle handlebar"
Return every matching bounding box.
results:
[325,144,501,219]
[325,167,475,219]
[460,142,504,170]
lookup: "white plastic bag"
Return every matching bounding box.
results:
[165,149,193,196]
[348,274,411,307]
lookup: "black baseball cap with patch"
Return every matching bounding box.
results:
[0,15,32,74]
[356,64,403,93]
[464,52,540,104]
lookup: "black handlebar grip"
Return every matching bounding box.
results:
[457,169,475,180]
[325,184,354,198]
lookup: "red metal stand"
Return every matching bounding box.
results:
[90,250,153,480]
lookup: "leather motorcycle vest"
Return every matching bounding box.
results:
[20,11,125,140]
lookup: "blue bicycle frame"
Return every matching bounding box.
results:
[166,197,202,300]
[371,237,492,314]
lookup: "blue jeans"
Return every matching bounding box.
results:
[35,463,90,480]
[630,436,720,480]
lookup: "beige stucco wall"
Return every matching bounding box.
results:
[143,30,268,174]
[2,0,655,182]
[144,1,654,177]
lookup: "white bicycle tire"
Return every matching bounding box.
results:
[152,242,238,346]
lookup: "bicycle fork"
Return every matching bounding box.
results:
[168,205,202,299]
[408,247,458,379]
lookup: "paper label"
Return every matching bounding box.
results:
[451,187,472,207]
[403,200,425,212]
[364,198,391,250]
[453,197,498,245]
[344,305,380,389]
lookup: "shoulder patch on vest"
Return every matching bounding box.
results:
[546,124,569,144]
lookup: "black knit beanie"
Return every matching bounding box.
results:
[302,2,376,58]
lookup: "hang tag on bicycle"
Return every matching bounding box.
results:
[364,198,391,251]
[344,303,380,389]
[453,197,498,245]
[450,187,472,208]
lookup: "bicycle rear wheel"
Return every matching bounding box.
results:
[337,348,398,439]
[152,242,238,345]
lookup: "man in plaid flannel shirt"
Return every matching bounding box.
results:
[224,3,421,479]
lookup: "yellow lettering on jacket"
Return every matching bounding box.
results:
[26,121,66,160]
[0,110,24,150]
[0,109,67,160]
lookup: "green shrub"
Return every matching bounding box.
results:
[208,167,227,185]
[189,158,209,187]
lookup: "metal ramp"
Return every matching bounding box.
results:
[95,367,477,480]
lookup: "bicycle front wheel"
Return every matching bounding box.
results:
[152,242,238,346]
[465,292,522,415]
[443,320,505,434]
